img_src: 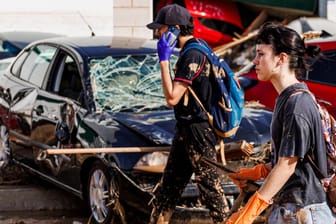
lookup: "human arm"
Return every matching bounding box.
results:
[226,156,298,224]
[157,33,188,106]
[159,61,188,106]
[258,156,297,201]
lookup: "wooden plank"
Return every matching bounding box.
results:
[241,9,268,36]
[45,146,171,155]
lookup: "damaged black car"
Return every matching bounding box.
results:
[0,36,271,224]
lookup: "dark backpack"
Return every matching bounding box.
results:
[180,39,244,139]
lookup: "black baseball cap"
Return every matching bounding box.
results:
[147,4,192,30]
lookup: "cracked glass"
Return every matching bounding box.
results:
[89,54,178,112]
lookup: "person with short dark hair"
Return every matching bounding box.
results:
[146,4,229,224]
[226,22,336,224]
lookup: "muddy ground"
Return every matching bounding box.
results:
[0,162,212,224]
[0,141,270,224]
[0,211,88,224]
[0,162,88,224]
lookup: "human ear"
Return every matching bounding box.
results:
[278,52,289,65]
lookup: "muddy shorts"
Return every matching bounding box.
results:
[152,122,229,223]
[267,202,336,224]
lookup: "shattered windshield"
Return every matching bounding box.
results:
[89,54,178,112]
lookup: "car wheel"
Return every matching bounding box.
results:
[87,161,125,224]
[0,125,10,168]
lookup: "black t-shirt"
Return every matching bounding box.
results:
[173,38,212,123]
[272,82,327,205]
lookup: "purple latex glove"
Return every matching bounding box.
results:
[157,32,176,62]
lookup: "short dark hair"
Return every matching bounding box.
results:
[179,17,194,36]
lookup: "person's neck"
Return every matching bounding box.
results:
[178,35,194,49]
[271,72,300,95]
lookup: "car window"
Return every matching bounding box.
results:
[197,18,242,38]
[11,51,29,77]
[305,51,336,85]
[19,45,57,87]
[89,54,178,112]
[56,56,83,102]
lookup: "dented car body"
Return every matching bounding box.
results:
[0,36,272,223]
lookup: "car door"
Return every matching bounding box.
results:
[31,50,85,191]
[6,44,58,161]
[6,43,84,189]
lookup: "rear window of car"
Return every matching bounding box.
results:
[304,51,336,85]
[18,45,57,87]
[0,40,20,58]
[89,54,178,112]
[197,17,243,38]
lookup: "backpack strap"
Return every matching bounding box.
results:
[307,154,326,179]
[182,54,206,106]
[284,88,328,179]
[180,39,208,109]
[191,55,206,81]
[181,38,234,75]
[276,88,309,118]
[181,38,231,130]
[183,42,214,127]
[187,86,213,126]
[180,38,219,117]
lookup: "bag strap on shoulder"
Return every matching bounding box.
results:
[285,88,328,179]
[181,38,233,75]
[307,155,326,179]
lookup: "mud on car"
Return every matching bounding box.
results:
[0,36,271,224]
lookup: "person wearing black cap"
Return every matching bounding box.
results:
[147,4,229,224]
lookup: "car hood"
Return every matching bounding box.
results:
[230,107,272,145]
[80,107,271,149]
[112,107,272,146]
[112,110,175,145]
[79,107,271,169]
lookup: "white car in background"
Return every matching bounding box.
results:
[0,57,14,72]
[0,31,64,60]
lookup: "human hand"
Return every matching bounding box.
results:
[322,178,330,192]
[228,164,269,181]
[333,207,336,213]
[157,32,176,62]
[226,191,270,224]
[228,164,269,191]
[229,178,249,190]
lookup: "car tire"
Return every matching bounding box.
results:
[0,125,10,168]
[87,161,125,224]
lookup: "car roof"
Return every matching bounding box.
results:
[0,31,64,49]
[287,17,336,36]
[32,36,158,57]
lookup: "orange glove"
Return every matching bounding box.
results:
[228,164,269,189]
[226,191,270,224]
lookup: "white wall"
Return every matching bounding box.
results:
[0,0,153,38]
[114,0,153,38]
[0,0,333,39]
[327,0,336,22]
